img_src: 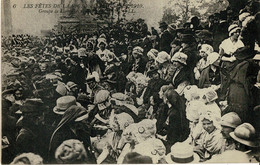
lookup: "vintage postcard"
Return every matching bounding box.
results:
[1,0,260,164]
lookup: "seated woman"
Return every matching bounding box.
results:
[198,52,221,89]
[194,111,223,162]
[194,44,214,80]
[94,112,134,164]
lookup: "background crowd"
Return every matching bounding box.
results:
[1,0,260,164]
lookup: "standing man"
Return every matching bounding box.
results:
[159,22,174,54]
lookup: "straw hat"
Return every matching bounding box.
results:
[53,96,80,115]
[166,142,200,163]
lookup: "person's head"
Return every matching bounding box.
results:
[14,87,24,100]
[200,111,220,133]
[186,100,206,129]
[55,139,88,164]
[109,112,134,132]
[171,52,188,68]
[159,22,168,32]
[133,138,166,163]
[147,49,158,61]
[228,24,241,41]
[221,112,242,139]
[10,153,43,165]
[21,98,45,126]
[40,63,48,73]
[67,81,79,97]
[180,34,196,48]
[122,152,153,164]
[155,51,170,67]
[199,44,214,59]
[94,90,111,111]
[32,64,41,74]
[170,39,181,54]
[166,142,200,164]
[135,119,157,143]
[132,46,143,60]
[191,16,200,27]
[230,123,259,151]
[97,38,107,50]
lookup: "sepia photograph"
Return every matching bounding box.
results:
[1,0,260,164]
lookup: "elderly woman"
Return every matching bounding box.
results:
[194,111,223,162]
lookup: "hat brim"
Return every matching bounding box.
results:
[53,102,81,115]
[172,59,187,65]
[230,132,260,147]
[165,153,200,164]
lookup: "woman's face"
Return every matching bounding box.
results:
[199,50,207,59]
[15,90,23,100]
[202,119,215,133]
[132,52,140,60]
[231,30,240,40]
[99,43,105,50]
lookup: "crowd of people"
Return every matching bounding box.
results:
[1,1,260,164]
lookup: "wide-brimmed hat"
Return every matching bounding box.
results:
[20,98,44,114]
[159,22,168,28]
[155,51,170,64]
[165,142,200,163]
[53,96,80,115]
[200,44,214,55]
[171,52,188,65]
[230,123,260,147]
[221,112,242,129]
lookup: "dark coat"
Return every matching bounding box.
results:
[160,30,173,54]
[166,90,190,146]
[172,66,195,87]
[16,124,51,161]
